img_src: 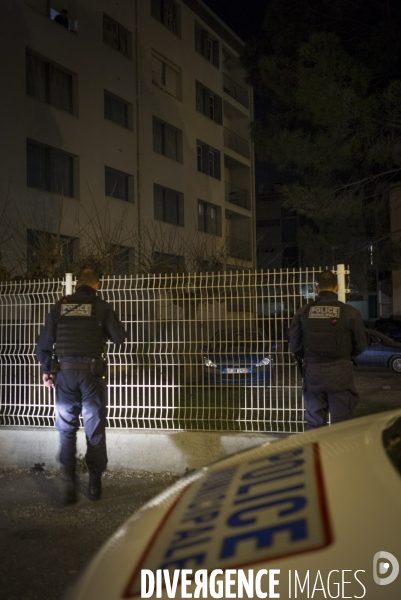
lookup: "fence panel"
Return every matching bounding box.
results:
[0,268,326,433]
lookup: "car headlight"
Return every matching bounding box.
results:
[204,357,217,368]
[256,357,271,367]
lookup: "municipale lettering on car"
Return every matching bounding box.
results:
[123,443,332,598]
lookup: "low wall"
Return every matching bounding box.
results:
[0,427,286,474]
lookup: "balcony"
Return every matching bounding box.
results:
[224,128,250,159]
[223,74,249,109]
[225,182,250,210]
[227,236,253,262]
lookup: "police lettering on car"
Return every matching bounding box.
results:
[124,444,332,597]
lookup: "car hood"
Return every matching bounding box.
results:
[206,353,270,364]
[67,410,401,600]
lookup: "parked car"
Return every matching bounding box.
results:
[358,329,401,372]
[374,318,401,342]
[203,329,275,385]
[67,409,401,600]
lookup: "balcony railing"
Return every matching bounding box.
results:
[223,73,249,109]
[225,182,250,210]
[224,128,250,159]
[227,236,253,262]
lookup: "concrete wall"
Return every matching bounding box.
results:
[0,427,285,474]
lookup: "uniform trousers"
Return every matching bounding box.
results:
[303,360,359,430]
[55,369,108,474]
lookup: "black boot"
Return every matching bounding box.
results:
[62,469,77,506]
[89,472,102,501]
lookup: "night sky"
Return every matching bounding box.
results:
[201,0,267,41]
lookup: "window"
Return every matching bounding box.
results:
[151,50,181,99]
[112,245,130,274]
[153,251,185,273]
[27,140,75,197]
[154,184,184,226]
[26,50,73,113]
[151,0,180,36]
[153,118,182,161]
[282,218,297,243]
[195,81,222,124]
[105,166,133,202]
[282,246,298,268]
[198,200,221,236]
[196,141,220,179]
[104,91,132,129]
[257,219,281,228]
[195,22,219,67]
[27,229,76,274]
[103,14,131,57]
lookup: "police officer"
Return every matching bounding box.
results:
[36,268,125,504]
[288,270,367,430]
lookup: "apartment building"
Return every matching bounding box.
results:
[0,0,255,276]
[256,184,299,269]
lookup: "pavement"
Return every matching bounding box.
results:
[1,367,401,600]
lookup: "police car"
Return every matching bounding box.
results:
[67,410,401,600]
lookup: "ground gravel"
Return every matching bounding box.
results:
[0,468,180,600]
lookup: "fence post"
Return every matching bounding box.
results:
[337,264,346,303]
[65,273,73,295]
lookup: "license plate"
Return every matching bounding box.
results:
[226,368,248,374]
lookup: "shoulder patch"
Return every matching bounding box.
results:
[309,306,340,319]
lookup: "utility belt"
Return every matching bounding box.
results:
[304,356,351,364]
[51,356,108,378]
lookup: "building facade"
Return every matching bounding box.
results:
[0,0,255,276]
[256,183,299,270]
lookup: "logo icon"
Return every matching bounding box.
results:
[373,552,399,585]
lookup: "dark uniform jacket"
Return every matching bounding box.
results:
[288,291,367,361]
[36,285,125,374]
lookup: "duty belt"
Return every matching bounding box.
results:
[304,356,351,364]
[60,362,91,370]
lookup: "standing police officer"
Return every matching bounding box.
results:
[288,270,367,430]
[36,268,125,504]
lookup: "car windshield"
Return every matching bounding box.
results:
[367,329,401,347]
[211,331,266,353]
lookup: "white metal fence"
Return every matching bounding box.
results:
[0,268,335,433]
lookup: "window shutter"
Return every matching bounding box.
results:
[165,64,177,97]
[195,25,202,53]
[27,142,48,191]
[26,53,47,102]
[165,188,178,224]
[104,15,118,50]
[203,87,210,118]
[201,30,208,58]
[152,55,164,87]
[178,193,184,227]
[214,151,221,179]
[118,26,128,55]
[164,0,174,31]
[151,0,161,20]
[50,65,72,113]
[153,119,164,154]
[216,207,222,236]
[51,149,73,197]
[213,41,219,67]
[201,144,209,174]
[165,126,177,160]
[195,81,203,113]
[154,185,164,220]
[215,95,222,124]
